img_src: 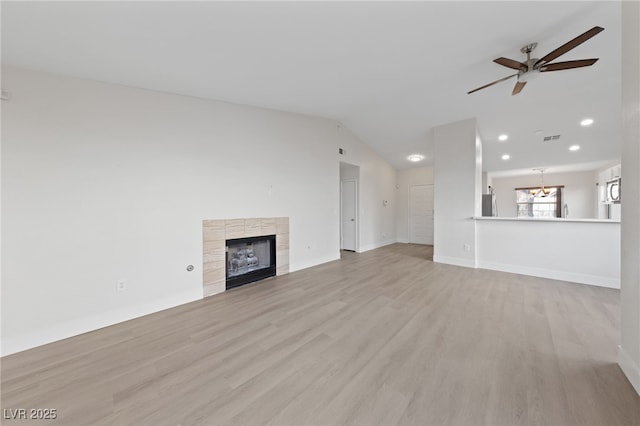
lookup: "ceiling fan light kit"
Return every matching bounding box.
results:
[468,26,604,96]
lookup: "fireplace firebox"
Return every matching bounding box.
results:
[226,235,276,290]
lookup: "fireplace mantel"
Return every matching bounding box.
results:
[202,217,289,297]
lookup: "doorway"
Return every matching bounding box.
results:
[409,184,434,245]
[340,162,359,252]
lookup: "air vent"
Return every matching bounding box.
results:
[543,134,561,142]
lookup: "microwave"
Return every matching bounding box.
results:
[605,177,621,204]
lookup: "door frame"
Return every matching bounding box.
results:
[340,178,359,252]
[408,184,434,245]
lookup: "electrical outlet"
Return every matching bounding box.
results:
[463,244,471,252]
[116,279,127,292]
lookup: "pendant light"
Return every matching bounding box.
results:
[531,168,551,197]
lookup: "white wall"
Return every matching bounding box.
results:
[477,219,620,288]
[619,0,640,396]
[395,166,433,243]
[1,66,396,355]
[481,172,488,194]
[339,162,359,180]
[490,170,598,218]
[433,118,480,268]
[337,128,397,252]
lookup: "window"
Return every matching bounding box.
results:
[515,186,563,218]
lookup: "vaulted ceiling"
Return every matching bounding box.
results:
[1,1,621,172]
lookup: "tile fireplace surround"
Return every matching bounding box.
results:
[202,217,289,297]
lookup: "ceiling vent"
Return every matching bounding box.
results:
[543,134,561,142]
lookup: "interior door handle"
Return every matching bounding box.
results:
[350,218,355,221]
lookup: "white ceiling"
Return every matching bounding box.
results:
[1,1,622,172]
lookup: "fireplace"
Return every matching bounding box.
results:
[226,234,276,290]
[202,217,289,297]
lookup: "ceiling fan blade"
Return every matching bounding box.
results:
[494,57,528,70]
[539,58,599,71]
[535,26,604,67]
[512,80,526,95]
[467,73,518,94]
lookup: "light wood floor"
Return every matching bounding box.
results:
[2,244,639,425]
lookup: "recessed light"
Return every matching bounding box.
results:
[580,118,594,126]
[407,154,424,162]
[569,145,581,151]
[498,134,509,141]
[501,154,510,160]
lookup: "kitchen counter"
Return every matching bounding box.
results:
[473,216,620,224]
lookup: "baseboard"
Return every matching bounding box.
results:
[618,345,640,396]
[476,260,620,289]
[396,238,409,244]
[289,253,341,273]
[1,290,200,357]
[433,255,476,268]
[358,239,396,253]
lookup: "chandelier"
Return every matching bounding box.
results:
[531,168,552,197]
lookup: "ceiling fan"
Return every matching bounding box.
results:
[468,26,604,96]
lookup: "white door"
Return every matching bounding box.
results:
[409,184,434,245]
[341,179,357,251]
